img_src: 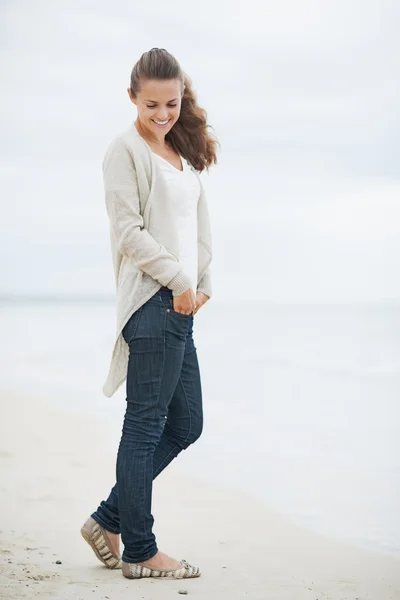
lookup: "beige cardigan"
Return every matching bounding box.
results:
[102,123,213,397]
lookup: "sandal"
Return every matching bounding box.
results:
[80,517,122,569]
[122,559,200,579]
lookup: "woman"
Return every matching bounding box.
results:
[80,48,217,580]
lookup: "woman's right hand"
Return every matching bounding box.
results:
[173,288,196,315]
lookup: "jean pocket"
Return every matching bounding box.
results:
[160,294,192,319]
[170,308,193,319]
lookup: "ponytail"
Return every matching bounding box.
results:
[166,75,218,172]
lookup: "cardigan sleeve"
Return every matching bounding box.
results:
[196,267,212,298]
[103,138,191,295]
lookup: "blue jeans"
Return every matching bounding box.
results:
[91,287,203,563]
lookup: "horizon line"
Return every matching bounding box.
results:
[0,294,399,307]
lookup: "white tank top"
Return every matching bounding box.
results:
[153,153,201,295]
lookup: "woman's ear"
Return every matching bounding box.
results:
[127,88,136,105]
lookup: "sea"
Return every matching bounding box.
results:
[1,297,399,557]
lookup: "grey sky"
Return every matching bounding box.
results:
[1,0,399,301]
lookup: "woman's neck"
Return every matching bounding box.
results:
[135,120,166,149]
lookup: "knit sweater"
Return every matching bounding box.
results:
[102,123,213,397]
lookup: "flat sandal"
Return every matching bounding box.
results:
[122,559,200,579]
[80,517,122,569]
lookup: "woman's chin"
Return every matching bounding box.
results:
[151,120,175,134]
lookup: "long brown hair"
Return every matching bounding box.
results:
[129,48,218,172]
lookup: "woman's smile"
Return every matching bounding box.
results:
[152,118,171,128]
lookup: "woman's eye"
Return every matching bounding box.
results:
[146,104,177,109]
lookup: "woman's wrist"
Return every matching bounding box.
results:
[168,271,192,296]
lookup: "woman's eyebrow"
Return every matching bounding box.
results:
[144,98,179,103]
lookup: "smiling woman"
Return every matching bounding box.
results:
[80,48,219,583]
[129,78,184,170]
[132,79,181,129]
[128,48,218,171]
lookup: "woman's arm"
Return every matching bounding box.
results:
[103,138,191,295]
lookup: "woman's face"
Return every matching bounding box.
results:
[129,78,182,140]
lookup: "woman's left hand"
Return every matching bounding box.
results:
[193,292,210,316]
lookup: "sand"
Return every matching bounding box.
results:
[0,390,399,600]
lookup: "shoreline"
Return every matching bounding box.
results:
[1,390,399,599]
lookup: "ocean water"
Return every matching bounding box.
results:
[1,298,399,557]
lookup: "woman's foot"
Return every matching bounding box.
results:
[122,551,200,579]
[141,551,182,570]
[80,517,122,569]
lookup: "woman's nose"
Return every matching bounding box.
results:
[156,107,168,120]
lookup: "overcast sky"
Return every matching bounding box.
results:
[1,0,399,302]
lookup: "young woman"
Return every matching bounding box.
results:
[80,48,217,580]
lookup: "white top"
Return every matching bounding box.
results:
[153,152,201,295]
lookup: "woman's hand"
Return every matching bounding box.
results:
[173,288,196,315]
[193,292,210,316]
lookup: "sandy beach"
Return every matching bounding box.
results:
[1,390,399,600]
